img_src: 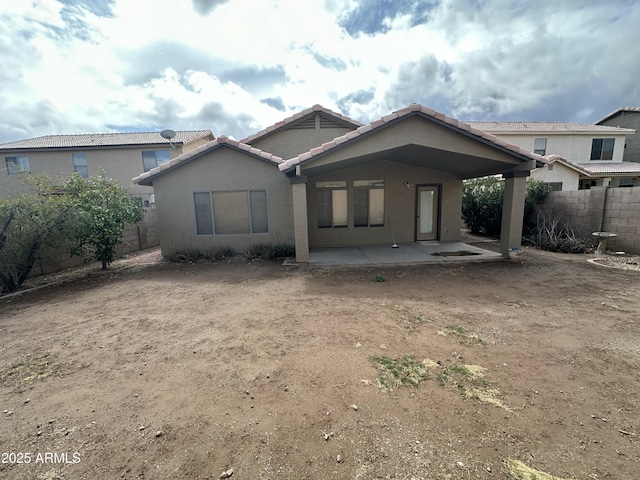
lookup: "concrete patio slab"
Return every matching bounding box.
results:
[298,242,503,266]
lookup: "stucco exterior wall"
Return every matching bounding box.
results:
[598,112,640,163]
[151,148,294,256]
[530,162,580,191]
[490,133,627,163]
[306,117,527,172]
[306,159,462,247]
[249,126,355,159]
[0,144,184,200]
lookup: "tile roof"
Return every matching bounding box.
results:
[279,103,546,172]
[241,104,362,144]
[465,121,635,134]
[133,136,282,186]
[0,130,214,150]
[577,162,640,175]
[595,107,640,125]
[538,154,590,176]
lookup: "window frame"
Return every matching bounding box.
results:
[590,138,615,161]
[5,156,30,175]
[533,138,547,156]
[353,180,385,227]
[72,153,89,178]
[193,189,269,236]
[316,181,348,228]
[142,150,171,172]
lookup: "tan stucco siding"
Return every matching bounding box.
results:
[152,148,294,256]
[306,117,525,170]
[250,126,354,159]
[531,163,580,191]
[0,145,183,199]
[491,133,628,163]
[306,160,462,247]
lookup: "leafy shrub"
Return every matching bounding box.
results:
[525,214,596,253]
[244,243,295,261]
[462,177,549,236]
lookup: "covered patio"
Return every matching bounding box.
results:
[278,104,545,264]
[300,241,502,266]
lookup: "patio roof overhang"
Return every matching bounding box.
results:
[281,109,543,179]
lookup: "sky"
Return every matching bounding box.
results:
[1,0,639,144]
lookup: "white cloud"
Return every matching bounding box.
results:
[1,0,639,143]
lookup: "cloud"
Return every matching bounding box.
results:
[260,97,286,112]
[191,0,230,15]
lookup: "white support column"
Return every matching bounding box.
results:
[290,176,310,263]
[500,171,528,255]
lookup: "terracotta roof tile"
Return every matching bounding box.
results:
[279,104,545,172]
[0,130,214,150]
[577,162,640,175]
[465,121,634,134]
[133,135,282,185]
[240,105,362,143]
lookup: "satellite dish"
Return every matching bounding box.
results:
[160,129,176,150]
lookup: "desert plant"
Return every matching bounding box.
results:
[168,248,203,263]
[244,243,295,261]
[204,245,235,261]
[525,214,596,253]
[371,355,429,389]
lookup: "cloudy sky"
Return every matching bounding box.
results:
[1,0,638,143]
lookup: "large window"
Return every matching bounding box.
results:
[590,138,614,160]
[5,156,29,175]
[142,150,171,172]
[194,190,268,235]
[354,180,385,227]
[533,138,547,156]
[72,154,88,178]
[316,181,347,228]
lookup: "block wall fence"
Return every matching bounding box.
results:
[30,207,159,276]
[538,186,640,254]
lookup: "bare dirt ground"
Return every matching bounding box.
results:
[1,246,639,480]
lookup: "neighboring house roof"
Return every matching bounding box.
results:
[241,104,362,144]
[534,154,590,176]
[279,103,546,172]
[595,107,640,125]
[0,130,214,150]
[577,162,640,176]
[133,136,282,186]
[465,121,635,135]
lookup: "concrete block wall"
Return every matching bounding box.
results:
[539,186,640,254]
[30,207,159,276]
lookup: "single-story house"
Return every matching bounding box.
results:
[133,104,545,263]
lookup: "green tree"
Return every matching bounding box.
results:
[0,174,73,294]
[65,171,143,270]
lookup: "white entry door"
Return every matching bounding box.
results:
[416,186,439,241]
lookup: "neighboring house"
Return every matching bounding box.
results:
[0,130,214,203]
[596,107,640,163]
[466,121,637,189]
[529,155,590,191]
[134,104,544,263]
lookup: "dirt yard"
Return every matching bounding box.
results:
[1,247,639,480]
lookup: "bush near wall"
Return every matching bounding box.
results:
[462,177,549,235]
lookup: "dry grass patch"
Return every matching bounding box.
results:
[504,458,573,479]
[0,353,63,391]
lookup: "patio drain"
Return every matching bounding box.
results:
[431,251,481,257]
